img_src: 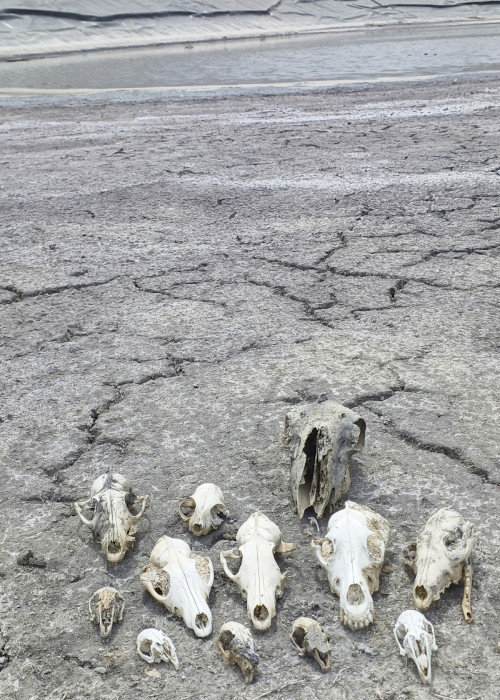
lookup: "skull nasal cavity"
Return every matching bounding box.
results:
[254,605,269,621]
[108,541,121,553]
[346,584,365,605]
[415,585,428,601]
[195,613,209,629]
[139,640,152,655]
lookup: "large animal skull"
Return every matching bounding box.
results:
[88,586,124,640]
[284,400,365,518]
[408,507,474,621]
[290,617,331,672]
[312,501,389,629]
[217,622,260,685]
[75,473,149,563]
[140,536,214,638]
[220,512,296,631]
[179,483,228,536]
[136,628,179,669]
[394,610,437,685]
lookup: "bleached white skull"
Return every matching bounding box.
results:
[88,586,124,640]
[290,617,331,672]
[179,483,228,536]
[140,536,213,638]
[312,501,389,629]
[217,622,259,685]
[284,400,365,518]
[75,473,149,563]
[408,507,474,621]
[394,610,437,685]
[220,512,296,631]
[136,628,179,669]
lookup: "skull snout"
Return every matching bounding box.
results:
[340,581,374,629]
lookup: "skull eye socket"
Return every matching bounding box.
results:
[180,503,195,519]
[444,527,464,550]
[291,627,306,651]
[139,638,153,658]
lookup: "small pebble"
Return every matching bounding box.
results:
[94,666,106,675]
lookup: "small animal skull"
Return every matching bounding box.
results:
[407,507,474,621]
[88,586,124,640]
[312,501,389,629]
[140,536,213,637]
[217,622,259,685]
[284,400,365,518]
[75,473,149,563]
[220,512,296,631]
[394,610,437,685]
[136,628,179,669]
[290,617,331,672]
[179,483,228,536]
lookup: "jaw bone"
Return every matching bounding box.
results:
[217,621,260,685]
[394,610,437,685]
[220,512,296,631]
[179,483,228,536]
[312,501,389,629]
[75,473,149,563]
[88,586,124,640]
[140,536,214,638]
[290,617,331,672]
[284,400,365,518]
[408,507,474,621]
[136,628,179,669]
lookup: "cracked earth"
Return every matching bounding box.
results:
[0,77,499,699]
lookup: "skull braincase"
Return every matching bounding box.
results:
[75,473,149,563]
[140,536,214,638]
[312,501,389,629]
[136,628,179,669]
[217,621,259,685]
[220,512,296,631]
[284,400,365,518]
[290,617,331,672]
[88,586,124,640]
[179,483,228,536]
[394,610,437,685]
[411,507,474,620]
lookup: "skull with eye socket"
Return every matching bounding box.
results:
[407,507,474,621]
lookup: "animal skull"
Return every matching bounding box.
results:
[88,586,124,640]
[290,617,331,672]
[75,473,149,563]
[284,400,365,518]
[408,507,474,621]
[179,483,228,536]
[217,622,259,685]
[220,512,296,631]
[312,501,389,629]
[136,628,179,669]
[394,610,437,685]
[140,536,214,638]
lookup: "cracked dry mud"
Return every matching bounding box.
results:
[0,77,499,700]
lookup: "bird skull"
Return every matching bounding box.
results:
[220,512,296,631]
[312,501,389,629]
[394,610,437,684]
[179,483,228,536]
[136,628,179,669]
[409,507,474,621]
[75,473,149,563]
[290,617,331,672]
[284,400,365,518]
[140,536,214,637]
[217,621,259,685]
[88,586,124,640]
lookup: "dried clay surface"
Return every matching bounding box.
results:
[0,76,499,700]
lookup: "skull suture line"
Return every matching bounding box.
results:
[394,610,437,685]
[179,483,228,536]
[312,501,389,629]
[75,473,149,563]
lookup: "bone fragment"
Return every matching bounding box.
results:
[136,628,179,669]
[394,609,437,685]
[179,483,228,536]
[88,586,124,640]
[290,617,331,672]
[217,621,259,685]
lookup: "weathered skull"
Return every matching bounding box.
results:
[179,483,228,536]
[290,617,331,672]
[217,621,259,685]
[140,536,213,638]
[136,628,179,669]
[408,507,474,621]
[88,586,124,640]
[312,501,389,629]
[284,400,365,518]
[394,610,437,685]
[75,473,149,563]
[220,512,296,631]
